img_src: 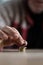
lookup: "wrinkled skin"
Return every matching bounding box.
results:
[0,26,27,50]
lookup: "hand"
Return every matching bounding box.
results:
[0,26,27,48]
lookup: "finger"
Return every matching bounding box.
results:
[21,40,28,46]
[0,30,8,40]
[2,26,20,40]
[12,27,21,39]
[2,26,27,47]
[12,27,27,46]
[2,26,14,35]
[1,39,14,47]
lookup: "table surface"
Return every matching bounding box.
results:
[0,49,43,65]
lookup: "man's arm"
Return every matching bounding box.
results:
[0,1,15,28]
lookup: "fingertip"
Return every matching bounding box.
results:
[25,41,28,46]
[20,40,28,47]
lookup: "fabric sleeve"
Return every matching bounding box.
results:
[0,1,15,28]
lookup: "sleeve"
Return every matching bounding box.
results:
[0,1,15,29]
